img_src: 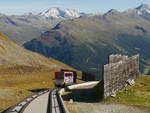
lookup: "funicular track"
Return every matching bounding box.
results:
[3,81,99,113]
[48,88,69,113]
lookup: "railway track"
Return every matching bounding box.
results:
[3,88,69,113]
[3,82,98,113]
[49,88,69,113]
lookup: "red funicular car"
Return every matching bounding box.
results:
[54,70,77,87]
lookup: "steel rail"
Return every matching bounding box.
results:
[49,88,69,113]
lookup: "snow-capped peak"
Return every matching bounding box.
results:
[39,7,64,18]
[124,4,150,16]
[135,4,150,15]
[64,9,80,18]
[136,4,150,10]
[39,7,81,19]
[104,9,120,16]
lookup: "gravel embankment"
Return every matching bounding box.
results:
[72,102,150,113]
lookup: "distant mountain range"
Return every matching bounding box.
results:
[124,4,150,20]
[0,4,149,78]
[104,4,150,19]
[23,4,150,79]
[0,8,84,45]
[0,4,149,45]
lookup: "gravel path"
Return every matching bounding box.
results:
[72,102,150,113]
[23,92,49,113]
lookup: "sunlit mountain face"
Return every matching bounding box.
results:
[24,4,150,79]
[0,8,84,45]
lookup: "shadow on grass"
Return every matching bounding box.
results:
[29,88,49,93]
[62,81,104,103]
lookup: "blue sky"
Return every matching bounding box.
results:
[0,0,150,15]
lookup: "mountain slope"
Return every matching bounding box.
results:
[0,33,74,71]
[125,4,150,21]
[0,8,83,45]
[0,14,54,45]
[0,33,79,112]
[24,4,150,79]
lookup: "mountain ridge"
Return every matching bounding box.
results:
[0,4,149,45]
[39,7,81,19]
[0,33,75,72]
[24,4,150,79]
[0,8,84,45]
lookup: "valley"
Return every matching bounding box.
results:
[0,3,150,113]
[24,4,150,78]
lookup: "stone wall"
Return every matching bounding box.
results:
[103,54,139,98]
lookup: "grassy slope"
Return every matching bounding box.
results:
[104,75,150,107]
[0,89,32,112]
[0,33,78,70]
[0,67,82,112]
[0,65,59,112]
[0,33,80,112]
